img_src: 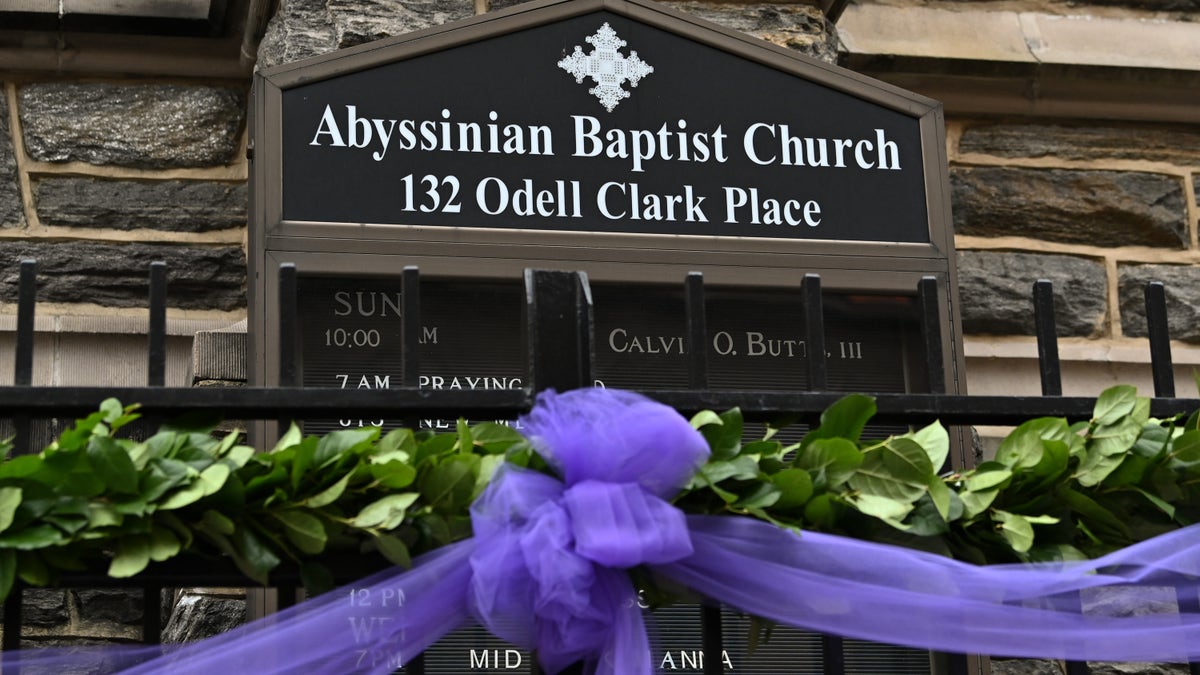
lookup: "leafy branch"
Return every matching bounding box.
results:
[0,385,1195,602]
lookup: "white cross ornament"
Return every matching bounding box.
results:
[558,23,653,112]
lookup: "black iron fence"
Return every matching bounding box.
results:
[2,258,1199,675]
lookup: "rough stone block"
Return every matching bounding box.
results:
[33,178,246,232]
[19,83,245,169]
[23,589,68,627]
[257,0,473,69]
[951,167,1188,249]
[330,0,472,49]
[256,0,339,69]
[0,241,246,310]
[162,593,247,643]
[957,250,1107,337]
[959,122,1200,164]
[1118,264,1200,343]
[0,96,24,229]
[663,2,837,62]
[75,589,143,625]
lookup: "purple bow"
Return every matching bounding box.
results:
[469,389,709,675]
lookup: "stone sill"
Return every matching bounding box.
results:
[837,4,1200,122]
[0,313,240,337]
[838,5,1200,72]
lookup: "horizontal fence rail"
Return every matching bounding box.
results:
[2,259,1198,675]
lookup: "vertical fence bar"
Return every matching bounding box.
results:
[1145,282,1175,398]
[276,263,299,611]
[1030,282,1089,675]
[684,273,724,675]
[1033,281,1062,396]
[147,263,167,388]
[802,274,827,391]
[525,270,592,675]
[524,270,593,393]
[918,277,945,394]
[143,263,168,645]
[402,267,421,390]
[1144,283,1197,674]
[3,260,36,655]
[801,274,845,675]
[399,266,427,675]
[919,278,971,675]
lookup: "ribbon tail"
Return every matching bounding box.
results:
[588,568,654,675]
[139,539,476,675]
[1,540,477,675]
[657,516,1200,663]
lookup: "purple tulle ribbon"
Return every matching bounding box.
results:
[8,387,1200,673]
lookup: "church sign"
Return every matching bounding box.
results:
[249,0,962,671]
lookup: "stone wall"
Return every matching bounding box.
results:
[951,119,1200,343]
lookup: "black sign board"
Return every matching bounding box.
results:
[279,12,929,242]
[298,276,926,434]
[250,0,964,670]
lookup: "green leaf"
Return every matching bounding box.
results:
[0,550,16,602]
[314,428,378,470]
[231,527,282,584]
[994,418,1069,470]
[795,438,862,489]
[848,438,932,502]
[700,409,744,460]
[734,483,781,510]
[148,527,182,562]
[470,423,524,454]
[692,456,759,487]
[0,524,66,550]
[109,535,151,577]
[851,494,913,523]
[1132,486,1176,520]
[964,463,1013,491]
[1171,430,1200,463]
[368,461,418,490]
[927,477,954,521]
[422,455,478,514]
[960,490,999,519]
[0,487,21,533]
[689,410,724,430]
[199,509,236,536]
[354,493,420,530]
[909,421,950,471]
[1093,385,1139,426]
[0,455,43,480]
[304,472,353,508]
[86,436,139,494]
[271,423,304,454]
[801,394,876,448]
[273,510,328,555]
[803,493,837,529]
[993,510,1035,553]
[86,503,123,529]
[770,469,813,510]
[375,534,413,568]
[1056,485,1131,543]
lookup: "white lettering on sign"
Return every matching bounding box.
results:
[469,649,523,669]
[304,105,914,230]
[607,328,686,354]
[658,649,734,671]
[310,106,553,160]
[743,125,901,170]
[572,115,729,173]
[723,187,820,227]
[418,375,522,390]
